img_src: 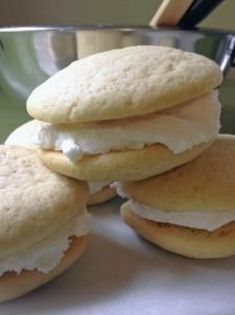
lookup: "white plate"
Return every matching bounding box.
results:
[1,198,235,315]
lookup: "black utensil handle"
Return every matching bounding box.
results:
[178,0,225,28]
[231,39,235,67]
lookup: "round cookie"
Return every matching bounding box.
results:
[120,135,235,258]
[39,140,212,182]
[0,145,89,302]
[27,45,222,123]
[88,186,116,206]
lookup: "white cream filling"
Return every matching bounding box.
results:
[34,91,221,162]
[0,211,91,275]
[131,201,235,232]
[111,182,127,198]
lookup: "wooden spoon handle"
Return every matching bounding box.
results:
[149,0,194,27]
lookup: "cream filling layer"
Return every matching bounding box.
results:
[130,201,234,232]
[33,91,220,162]
[0,211,91,275]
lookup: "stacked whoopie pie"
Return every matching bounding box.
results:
[3,45,228,302]
[0,146,90,302]
[25,46,221,183]
[120,135,235,259]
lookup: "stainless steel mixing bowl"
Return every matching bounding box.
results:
[0,26,234,141]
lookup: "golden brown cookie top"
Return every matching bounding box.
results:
[27,45,222,123]
[123,135,235,212]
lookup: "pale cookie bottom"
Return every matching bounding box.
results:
[121,201,235,259]
[0,235,88,303]
[88,186,116,206]
[39,140,213,182]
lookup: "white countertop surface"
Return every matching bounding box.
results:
[1,198,235,315]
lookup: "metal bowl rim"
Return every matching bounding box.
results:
[0,25,235,36]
